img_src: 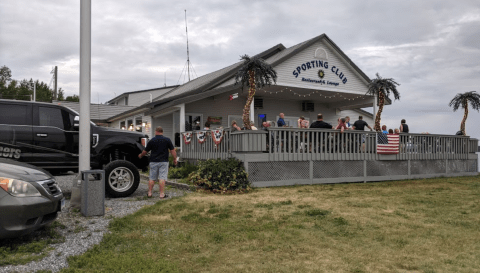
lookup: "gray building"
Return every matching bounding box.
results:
[107,34,381,148]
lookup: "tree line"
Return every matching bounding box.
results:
[0,65,79,102]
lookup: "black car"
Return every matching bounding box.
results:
[0,158,64,239]
[0,99,149,197]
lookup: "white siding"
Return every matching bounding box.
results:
[115,98,125,106]
[110,120,121,129]
[216,39,369,94]
[273,40,369,95]
[152,114,174,141]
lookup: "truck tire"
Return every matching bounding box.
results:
[104,160,140,198]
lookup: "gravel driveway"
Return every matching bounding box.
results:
[0,174,187,273]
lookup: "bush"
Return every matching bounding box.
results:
[187,158,250,193]
[168,162,198,179]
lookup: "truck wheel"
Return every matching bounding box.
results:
[104,160,140,198]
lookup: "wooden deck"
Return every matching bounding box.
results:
[180,128,479,187]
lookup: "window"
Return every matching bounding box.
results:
[185,114,202,131]
[127,119,133,131]
[125,97,128,106]
[120,121,126,130]
[135,117,142,132]
[39,107,64,129]
[0,104,28,125]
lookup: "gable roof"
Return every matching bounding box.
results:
[147,34,371,111]
[108,34,374,121]
[107,85,179,104]
[53,100,135,122]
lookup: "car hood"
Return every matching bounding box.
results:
[0,158,53,182]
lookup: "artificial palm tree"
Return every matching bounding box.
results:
[234,55,277,129]
[448,91,480,136]
[366,73,400,131]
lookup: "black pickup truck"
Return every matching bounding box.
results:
[0,99,149,197]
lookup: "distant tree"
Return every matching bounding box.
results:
[449,91,480,136]
[65,94,79,102]
[35,80,53,102]
[366,73,400,131]
[0,66,12,85]
[1,79,18,99]
[15,79,33,101]
[0,65,13,96]
[234,55,277,129]
[57,88,65,101]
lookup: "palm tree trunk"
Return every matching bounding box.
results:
[461,101,468,135]
[374,91,384,131]
[242,70,255,130]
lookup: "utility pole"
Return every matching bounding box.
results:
[71,0,91,210]
[33,81,36,101]
[54,66,58,100]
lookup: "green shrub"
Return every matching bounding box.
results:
[168,161,198,179]
[187,158,250,193]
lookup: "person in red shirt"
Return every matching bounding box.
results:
[335,118,347,133]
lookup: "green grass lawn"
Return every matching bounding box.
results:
[62,175,480,273]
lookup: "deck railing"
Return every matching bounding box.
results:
[267,128,476,161]
[180,128,232,160]
[180,127,478,162]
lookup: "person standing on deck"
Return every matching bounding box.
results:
[138,126,177,198]
[277,113,287,127]
[400,119,409,133]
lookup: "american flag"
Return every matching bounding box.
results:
[377,133,399,154]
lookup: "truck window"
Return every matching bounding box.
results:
[39,107,64,129]
[0,104,28,125]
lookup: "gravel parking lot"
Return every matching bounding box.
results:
[0,174,187,273]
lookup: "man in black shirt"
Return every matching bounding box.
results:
[310,114,333,129]
[352,116,372,131]
[352,116,372,152]
[309,114,333,152]
[139,126,177,198]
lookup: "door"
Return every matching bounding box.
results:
[31,105,78,168]
[0,102,33,163]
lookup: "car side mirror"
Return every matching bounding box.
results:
[73,116,79,130]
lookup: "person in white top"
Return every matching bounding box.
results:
[345,116,351,129]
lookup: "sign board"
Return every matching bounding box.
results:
[207,116,222,125]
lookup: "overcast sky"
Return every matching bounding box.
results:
[1,0,479,140]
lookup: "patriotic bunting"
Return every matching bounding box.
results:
[197,131,206,144]
[182,132,192,144]
[211,129,224,145]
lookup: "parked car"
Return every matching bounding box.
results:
[0,99,149,197]
[0,158,64,239]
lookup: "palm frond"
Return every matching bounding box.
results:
[234,55,277,89]
[449,91,480,112]
[365,73,400,100]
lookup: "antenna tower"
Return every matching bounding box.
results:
[185,9,191,82]
[176,10,198,85]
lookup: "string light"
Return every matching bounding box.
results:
[257,87,371,100]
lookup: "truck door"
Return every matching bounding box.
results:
[0,102,33,163]
[31,105,78,168]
